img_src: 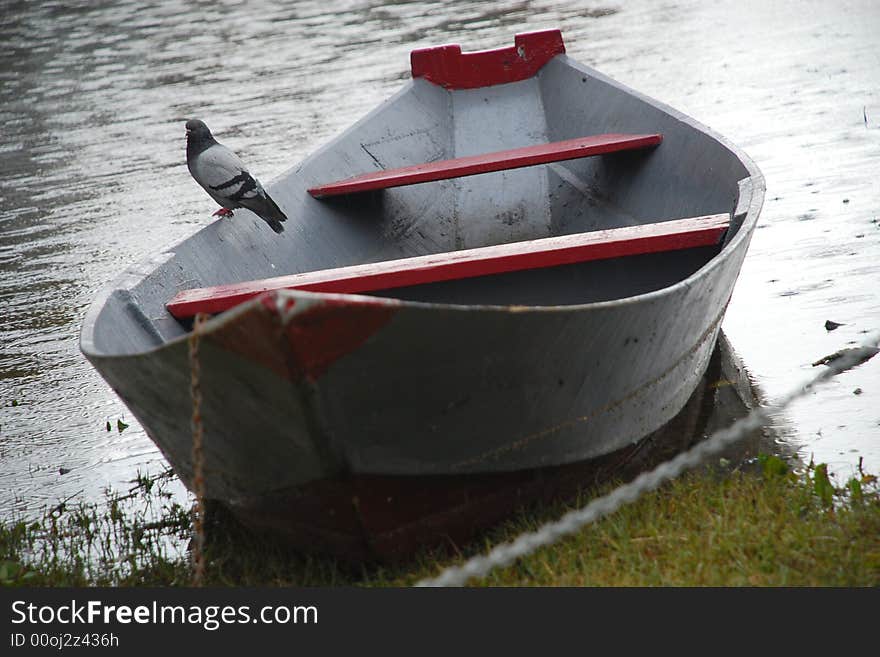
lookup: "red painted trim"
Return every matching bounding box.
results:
[308,133,662,198]
[204,295,396,382]
[411,29,566,90]
[166,214,729,319]
[282,302,397,381]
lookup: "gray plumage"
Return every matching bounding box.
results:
[185,119,287,234]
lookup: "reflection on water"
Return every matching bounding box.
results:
[1,0,878,518]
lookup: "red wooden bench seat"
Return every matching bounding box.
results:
[307,133,662,198]
[167,213,729,319]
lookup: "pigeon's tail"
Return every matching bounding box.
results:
[263,193,288,224]
[244,190,288,234]
[261,194,287,234]
[265,216,285,234]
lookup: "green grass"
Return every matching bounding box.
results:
[2,457,878,587]
[468,458,880,586]
[0,470,192,587]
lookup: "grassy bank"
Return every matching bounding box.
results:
[2,457,878,587]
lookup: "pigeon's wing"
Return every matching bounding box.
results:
[190,144,262,208]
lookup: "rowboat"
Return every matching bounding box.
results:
[80,30,764,560]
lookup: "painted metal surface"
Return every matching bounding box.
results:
[410,28,565,90]
[221,330,762,562]
[167,213,729,319]
[307,133,662,197]
[79,30,764,557]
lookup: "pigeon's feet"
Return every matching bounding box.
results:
[213,207,234,217]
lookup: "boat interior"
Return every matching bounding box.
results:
[86,41,753,356]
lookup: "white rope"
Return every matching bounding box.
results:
[416,335,879,587]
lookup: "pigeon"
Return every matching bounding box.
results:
[185,119,287,233]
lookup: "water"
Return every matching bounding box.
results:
[2,0,878,519]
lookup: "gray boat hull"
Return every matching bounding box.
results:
[80,32,764,556]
